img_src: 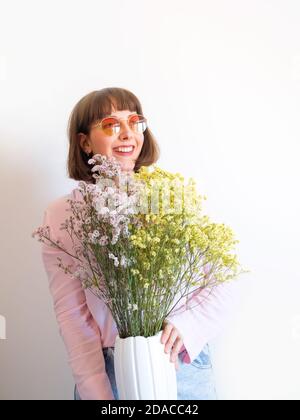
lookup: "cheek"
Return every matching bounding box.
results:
[92,136,113,156]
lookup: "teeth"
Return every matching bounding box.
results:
[115,146,134,153]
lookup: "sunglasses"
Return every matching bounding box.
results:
[91,114,147,136]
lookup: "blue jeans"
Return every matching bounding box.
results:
[74,345,217,400]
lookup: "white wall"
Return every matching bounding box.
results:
[0,0,299,400]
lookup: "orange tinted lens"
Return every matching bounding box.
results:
[129,115,147,133]
[101,117,119,135]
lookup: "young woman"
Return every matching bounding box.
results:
[41,87,235,400]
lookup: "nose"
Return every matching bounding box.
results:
[119,120,134,140]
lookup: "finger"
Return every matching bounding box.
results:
[161,322,173,344]
[171,354,179,370]
[170,337,184,362]
[164,328,178,354]
[172,336,184,354]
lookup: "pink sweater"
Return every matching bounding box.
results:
[41,188,237,400]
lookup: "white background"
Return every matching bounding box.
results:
[0,0,300,400]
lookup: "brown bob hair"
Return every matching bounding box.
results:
[67,87,160,183]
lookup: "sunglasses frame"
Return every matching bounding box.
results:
[90,114,147,136]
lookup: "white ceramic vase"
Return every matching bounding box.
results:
[114,330,177,400]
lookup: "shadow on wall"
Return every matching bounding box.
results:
[0,150,76,400]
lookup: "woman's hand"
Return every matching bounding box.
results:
[161,320,184,371]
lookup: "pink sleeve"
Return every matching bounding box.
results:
[41,202,114,400]
[165,280,238,364]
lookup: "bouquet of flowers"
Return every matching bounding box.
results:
[33,154,246,339]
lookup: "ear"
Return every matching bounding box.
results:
[78,133,92,154]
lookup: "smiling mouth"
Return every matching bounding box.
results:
[113,146,135,156]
